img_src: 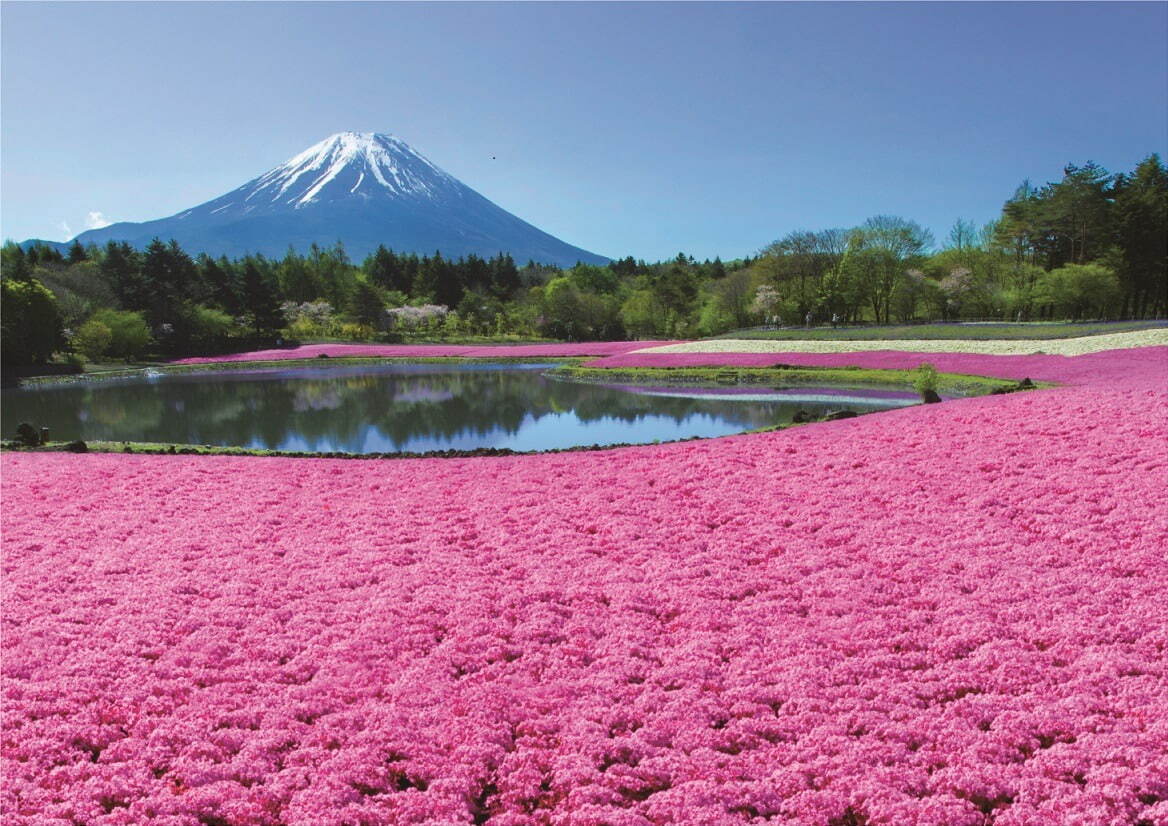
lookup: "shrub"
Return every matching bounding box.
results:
[14,422,40,446]
[72,319,113,362]
[1035,263,1122,320]
[913,362,939,400]
[287,317,324,341]
[188,306,235,347]
[338,323,375,341]
[90,309,151,360]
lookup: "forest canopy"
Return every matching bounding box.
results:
[3,155,1164,365]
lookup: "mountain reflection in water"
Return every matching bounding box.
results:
[3,363,918,453]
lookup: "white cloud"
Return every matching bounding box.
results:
[59,221,73,241]
[85,211,113,230]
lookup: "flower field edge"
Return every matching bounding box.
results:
[2,346,1166,824]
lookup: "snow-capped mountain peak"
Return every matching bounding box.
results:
[244,131,459,207]
[52,131,609,266]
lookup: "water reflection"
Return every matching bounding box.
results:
[3,363,918,453]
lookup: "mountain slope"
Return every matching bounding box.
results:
[56,132,608,266]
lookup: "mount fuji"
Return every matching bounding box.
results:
[53,132,608,266]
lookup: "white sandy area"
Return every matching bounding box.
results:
[632,329,1168,357]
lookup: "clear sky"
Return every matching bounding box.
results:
[2,1,1165,262]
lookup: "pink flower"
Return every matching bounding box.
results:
[2,346,1165,822]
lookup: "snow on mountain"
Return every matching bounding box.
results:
[47,132,608,266]
[222,132,462,211]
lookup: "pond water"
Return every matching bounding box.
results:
[3,363,919,454]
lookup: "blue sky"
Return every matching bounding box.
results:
[2,2,1165,261]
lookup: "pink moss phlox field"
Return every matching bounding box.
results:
[3,347,1167,824]
[174,341,675,365]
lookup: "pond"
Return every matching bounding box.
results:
[3,362,920,454]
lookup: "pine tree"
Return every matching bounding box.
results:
[1113,154,1168,316]
[489,253,520,298]
[242,260,283,333]
[200,255,242,315]
[365,245,408,293]
[1,242,31,282]
[100,241,148,312]
[67,239,88,264]
[140,239,198,324]
[351,281,385,327]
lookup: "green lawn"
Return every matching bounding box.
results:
[710,320,1166,341]
[552,364,1025,397]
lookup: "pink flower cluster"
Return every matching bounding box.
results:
[2,347,1166,824]
[174,341,675,365]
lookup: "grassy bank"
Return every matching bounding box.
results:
[552,364,1026,396]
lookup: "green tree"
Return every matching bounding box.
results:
[1047,162,1114,267]
[242,260,284,333]
[1035,263,1122,320]
[1,277,64,364]
[848,216,933,323]
[699,269,757,334]
[185,306,235,350]
[33,259,119,329]
[307,241,357,309]
[66,239,88,264]
[1112,154,1168,317]
[1,242,32,282]
[72,319,113,362]
[141,238,199,325]
[364,245,411,294]
[643,254,699,335]
[488,253,520,298]
[996,164,1115,271]
[568,263,620,295]
[277,248,321,304]
[756,230,844,314]
[619,289,664,338]
[100,241,147,311]
[90,309,152,359]
[200,255,242,315]
[350,281,385,327]
[412,252,462,307]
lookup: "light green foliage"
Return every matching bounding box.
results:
[441,312,463,336]
[913,363,939,399]
[90,309,151,359]
[1035,263,1122,320]
[186,306,235,349]
[568,264,620,295]
[286,317,324,340]
[619,289,663,339]
[72,320,114,362]
[337,323,375,341]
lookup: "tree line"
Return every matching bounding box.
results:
[2,154,1163,365]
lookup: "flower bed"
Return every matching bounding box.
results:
[2,347,1166,824]
[173,341,676,365]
